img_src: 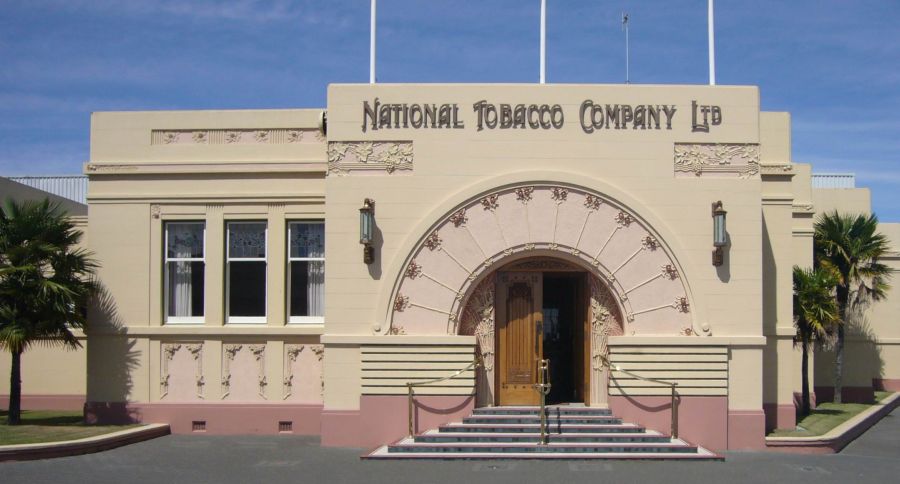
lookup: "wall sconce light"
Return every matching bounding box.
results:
[712,200,727,266]
[359,198,375,264]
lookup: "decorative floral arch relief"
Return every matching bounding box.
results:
[389,184,697,337]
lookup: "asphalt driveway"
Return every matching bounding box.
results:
[3,408,898,484]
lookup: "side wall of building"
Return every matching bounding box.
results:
[0,180,89,410]
[84,110,331,434]
[811,187,900,402]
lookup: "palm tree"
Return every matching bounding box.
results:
[0,198,96,425]
[814,211,892,403]
[792,266,838,416]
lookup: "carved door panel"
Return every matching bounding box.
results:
[496,272,542,405]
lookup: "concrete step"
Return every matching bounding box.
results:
[387,440,700,454]
[438,422,646,434]
[364,406,721,461]
[415,430,671,444]
[463,415,623,425]
[472,406,612,416]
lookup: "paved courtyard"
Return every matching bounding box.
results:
[4,408,899,484]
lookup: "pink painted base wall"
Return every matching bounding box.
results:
[609,395,730,451]
[873,378,900,391]
[763,402,796,431]
[814,386,875,404]
[727,410,765,449]
[84,402,323,435]
[321,395,475,449]
[0,394,85,411]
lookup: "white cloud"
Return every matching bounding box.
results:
[25,0,350,25]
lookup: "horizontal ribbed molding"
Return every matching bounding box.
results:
[361,344,476,395]
[609,346,728,396]
[8,175,88,204]
[812,173,855,189]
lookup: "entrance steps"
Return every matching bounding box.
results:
[366,406,720,460]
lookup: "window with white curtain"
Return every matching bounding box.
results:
[165,222,205,324]
[288,221,325,323]
[227,221,267,323]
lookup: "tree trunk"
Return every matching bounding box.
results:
[8,350,22,425]
[834,323,844,404]
[834,286,849,405]
[802,338,810,416]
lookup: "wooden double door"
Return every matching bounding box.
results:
[495,270,589,406]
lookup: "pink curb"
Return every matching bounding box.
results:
[765,392,900,454]
[0,423,170,462]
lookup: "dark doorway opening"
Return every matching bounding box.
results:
[541,272,586,405]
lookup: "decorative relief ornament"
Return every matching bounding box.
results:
[673,143,760,179]
[460,274,496,371]
[680,327,695,336]
[672,296,690,313]
[661,264,680,280]
[282,345,303,399]
[589,277,618,371]
[424,232,442,251]
[285,130,302,143]
[253,130,269,143]
[405,260,422,279]
[480,194,499,211]
[584,194,603,211]
[387,325,406,335]
[326,141,414,176]
[152,128,316,145]
[225,131,242,143]
[551,187,568,203]
[615,211,634,227]
[150,204,161,219]
[449,208,468,227]
[641,235,660,251]
[515,186,534,203]
[393,294,410,312]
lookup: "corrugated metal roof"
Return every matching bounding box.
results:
[812,173,855,189]
[8,175,87,204]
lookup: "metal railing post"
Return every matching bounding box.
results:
[533,358,551,445]
[406,356,481,439]
[407,383,414,437]
[599,354,679,440]
[671,383,679,439]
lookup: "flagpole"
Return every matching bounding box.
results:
[708,0,715,86]
[370,0,377,84]
[540,0,546,84]
[623,12,630,84]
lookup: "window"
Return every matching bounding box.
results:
[165,222,205,323]
[288,222,325,323]
[227,222,267,323]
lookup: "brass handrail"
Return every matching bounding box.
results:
[533,358,552,444]
[406,356,482,437]
[598,354,680,439]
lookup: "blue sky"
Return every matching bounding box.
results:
[2,0,899,220]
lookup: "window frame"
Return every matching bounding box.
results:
[287,221,325,324]
[226,220,268,324]
[163,221,206,325]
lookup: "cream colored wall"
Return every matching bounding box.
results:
[869,224,900,385]
[811,187,899,392]
[86,109,329,405]
[0,333,86,397]
[324,84,768,412]
[0,215,89,400]
[759,112,800,419]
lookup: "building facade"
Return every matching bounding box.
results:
[6,83,896,452]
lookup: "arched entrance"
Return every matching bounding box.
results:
[387,183,696,407]
[459,256,624,407]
